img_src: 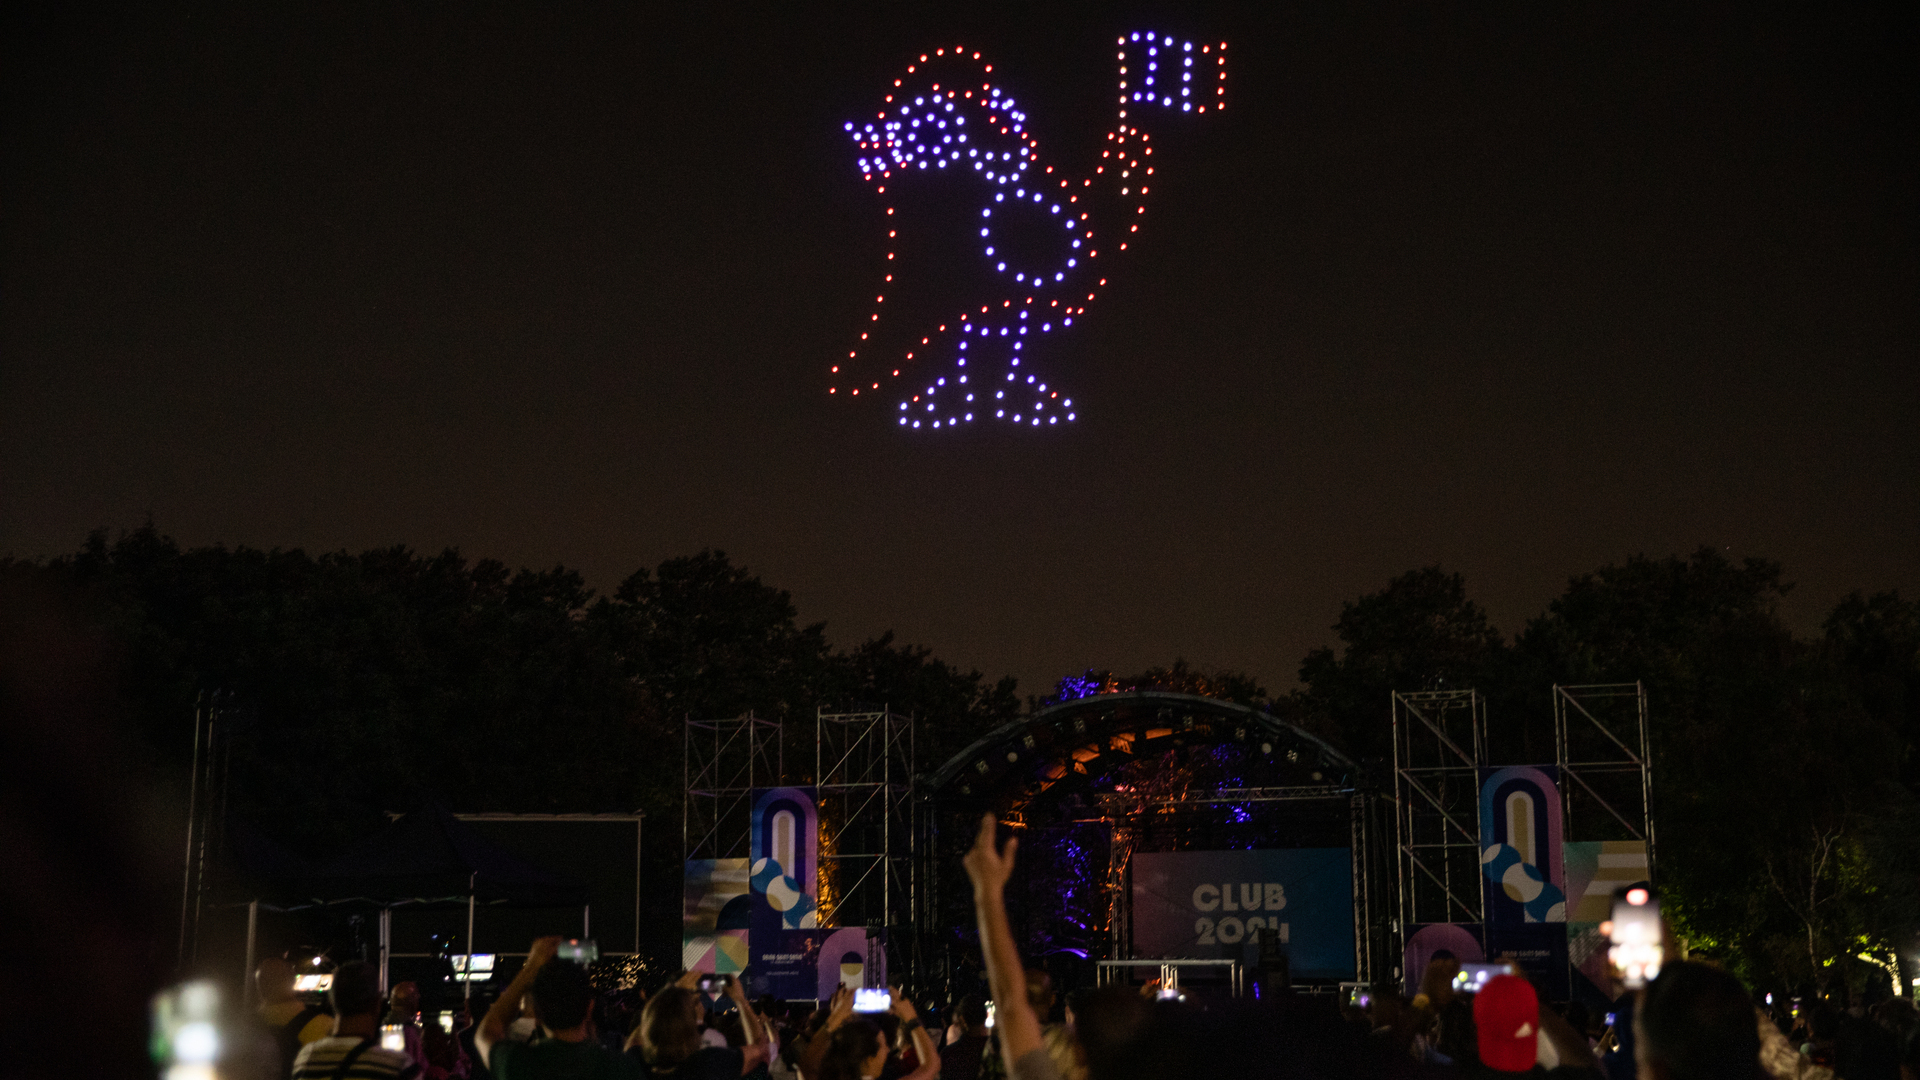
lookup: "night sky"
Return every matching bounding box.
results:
[3,4,1914,694]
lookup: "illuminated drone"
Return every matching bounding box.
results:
[834,33,1228,430]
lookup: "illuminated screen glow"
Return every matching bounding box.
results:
[832,34,1228,430]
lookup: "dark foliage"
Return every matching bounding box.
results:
[1289,548,1920,992]
[3,525,1024,971]
[1040,659,1270,710]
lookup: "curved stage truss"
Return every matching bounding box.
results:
[914,692,1392,993]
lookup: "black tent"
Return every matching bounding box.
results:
[233,805,586,996]
[307,805,585,907]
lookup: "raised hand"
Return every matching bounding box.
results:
[724,973,751,1006]
[963,813,1018,897]
[825,985,855,1031]
[526,936,562,970]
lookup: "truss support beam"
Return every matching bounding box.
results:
[816,708,915,937]
[1553,683,1655,879]
[684,712,783,863]
[1392,690,1487,937]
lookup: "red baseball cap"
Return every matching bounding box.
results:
[1473,973,1539,1073]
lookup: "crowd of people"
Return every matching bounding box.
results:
[243,814,1920,1080]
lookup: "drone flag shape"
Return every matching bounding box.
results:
[833,33,1228,430]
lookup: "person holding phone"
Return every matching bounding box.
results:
[291,962,421,1079]
[384,981,471,1080]
[477,936,638,1078]
[798,985,939,1080]
[1466,972,1600,1077]
[630,971,771,1078]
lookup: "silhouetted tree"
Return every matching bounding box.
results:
[1038,659,1269,710]
[1294,566,1505,761]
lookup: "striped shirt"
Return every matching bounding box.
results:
[292,1035,421,1079]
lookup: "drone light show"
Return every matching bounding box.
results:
[834,33,1228,430]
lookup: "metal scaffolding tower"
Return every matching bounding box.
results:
[684,712,783,862]
[178,691,238,971]
[1350,790,1395,988]
[815,708,914,933]
[1392,690,1487,932]
[1553,683,1655,875]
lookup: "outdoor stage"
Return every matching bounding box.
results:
[683,685,1653,1005]
[915,691,1389,997]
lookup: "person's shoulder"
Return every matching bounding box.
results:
[489,1037,529,1072]
[628,1046,695,1078]
[685,1045,744,1078]
[941,1033,986,1056]
[363,1045,420,1076]
[575,1038,647,1071]
[597,1042,649,1078]
[1008,1046,1064,1080]
[294,1037,418,1077]
[322,1042,416,1078]
[297,1011,334,1043]
[294,1035,357,1061]
[512,1039,644,1077]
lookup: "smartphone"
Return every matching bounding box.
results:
[1605,885,1662,989]
[984,1001,996,1029]
[1451,962,1514,993]
[1155,988,1182,1001]
[380,1024,406,1052]
[556,939,599,963]
[1348,987,1372,1009]
[853,988,892,1013]
[437,1011,455,1034]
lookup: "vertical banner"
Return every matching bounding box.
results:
[1479,766,1569,998]
[749,788,820,933]
[745,788,829,999]
[682,859,751,973]
[1130,849,1355,978]
[1563,840,1649,1002]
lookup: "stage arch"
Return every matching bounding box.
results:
[927,690,1362,808]
[914,692,1388,993]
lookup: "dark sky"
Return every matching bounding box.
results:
[3,3,1914,696]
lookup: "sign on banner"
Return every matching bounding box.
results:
[1564,840,1649,1002]
[744,929,825,1000]
[682,859,750,973]
[1478,766,1571,999]
[1130,849,1355,977]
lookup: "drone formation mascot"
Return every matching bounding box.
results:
[832,33,1228,430]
